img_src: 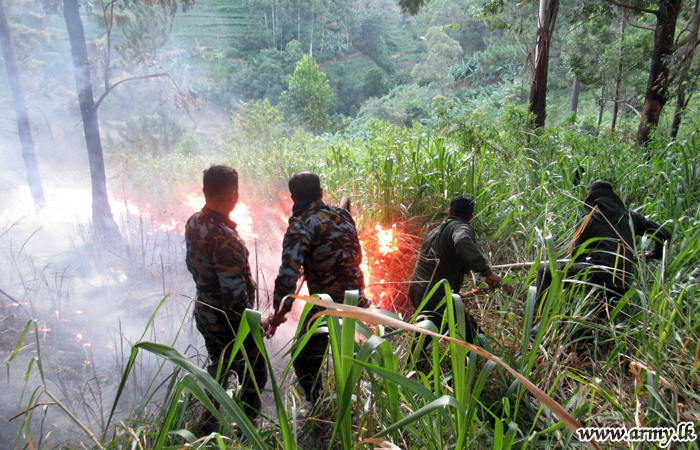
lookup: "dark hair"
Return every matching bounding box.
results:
[202,165,239,200]
[449,196,475,220]
[289,171,322,201]
[587,180,613,194]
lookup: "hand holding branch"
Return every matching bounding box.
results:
[262,311,287,339]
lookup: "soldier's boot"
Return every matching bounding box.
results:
[198,370,233,436]
[239,354,268,424]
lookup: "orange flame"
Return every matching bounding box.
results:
[376,223,398,255]
[119,184,259,240]
[360,223,400,307]
[30,328,52,333]
[272,201,290,228]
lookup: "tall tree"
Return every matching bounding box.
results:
[0,0,45,206]
[280,54,336,133]
[669,0,700,139]
[410,27,463,94]
[63,0,117,236]
[610,9,628,133]
[609,0,685,145]
[568,78,580,115]
[60,0,191,236]
[528,0,560,128]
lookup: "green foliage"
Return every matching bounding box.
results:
[118,114,184,156]
[474,43,520,82]
[119,0,175,64]
[354,6,397,74]
[358,84,436,127]
[363,67,386,98]
[234,40,304,102]
[281,55,337,134]
[563,8,651,101]
[229,98,284,150]
[321,52,379,114]
[411,26,463,89]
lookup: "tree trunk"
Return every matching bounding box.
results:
[611,9,628,133]
[670,0,699,139]
[568,78,580,115]
[636,0,683,146]
[63,0,118,237]
[528,0,559,128]
[597,85,605,131]
[0,0,45,206]
[160,102,169,156]
[271,0,276,50]
[309,19,313,56]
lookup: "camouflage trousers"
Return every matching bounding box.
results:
[293,304,328,403]
[293,293,369,403]
[194,302,268,421]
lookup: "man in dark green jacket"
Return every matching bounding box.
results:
[409,196,501,341]
[533,180,672,307]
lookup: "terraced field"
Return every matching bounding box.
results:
[171,0,252,51]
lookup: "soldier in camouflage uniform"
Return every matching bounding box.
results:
[264,171,364,403]
[185,165,268,432]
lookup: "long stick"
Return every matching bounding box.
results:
[8,402,57,422]
[492,259,570,271]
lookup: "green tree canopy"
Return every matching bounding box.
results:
[280,54,336,133]
[411,26,463,90]
[363,68,385,99]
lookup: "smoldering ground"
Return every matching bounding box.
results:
[0,1,310,445]
[0,176,299,449]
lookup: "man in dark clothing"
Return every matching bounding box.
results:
[185,165,268,432]
[408,196,502,341]
[264,171,364,403]
[533,180,672,309]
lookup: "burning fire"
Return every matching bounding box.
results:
[360,223,402,310]
[118,185,259,240]
[376,223,398,255]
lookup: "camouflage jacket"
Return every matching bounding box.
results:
[273,199,364,314]
[185,207,255,318]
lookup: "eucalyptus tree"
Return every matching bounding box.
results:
[56,0,192,237]
[669,0,699,139]
[528,0,560,128]
[601,0,685,145]
[0,0,44,206]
